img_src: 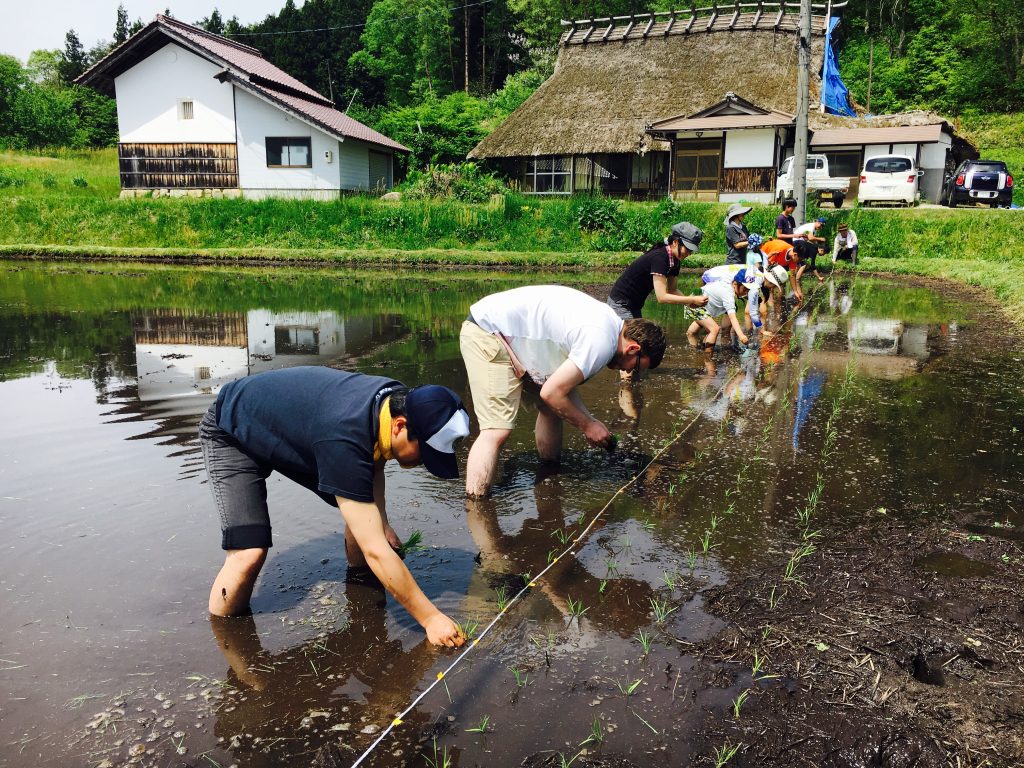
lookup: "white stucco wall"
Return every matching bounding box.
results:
[920,135,951,170]
[723,129,776,168]
[114,42,236,142]
[234,87,341,194]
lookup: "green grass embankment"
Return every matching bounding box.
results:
[4,148,1024,322]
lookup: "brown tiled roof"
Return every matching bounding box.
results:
[157,15,328,104]
[77,14,409,153]
[650,111,794,132]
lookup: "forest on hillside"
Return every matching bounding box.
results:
[0,0,1021,162]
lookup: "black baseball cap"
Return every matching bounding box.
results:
[406,385,470,479]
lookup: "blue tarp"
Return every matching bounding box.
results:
[822,16,855,117]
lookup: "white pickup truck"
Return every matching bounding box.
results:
[776,154,850,208]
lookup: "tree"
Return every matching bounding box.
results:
[58,29,87,84]
[198,9,225,35]
[25,50,63,87]
[114,4,131,45]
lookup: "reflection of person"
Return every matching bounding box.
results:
[461,286,667,497]
[686,268,758,351]
[831,222,859,265]
[724,204,752,265]
[200,366,471,647]
[209,581,440,756]
[606,221,709,320]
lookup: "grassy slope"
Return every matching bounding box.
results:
[956,113,1024,207]
[3,144,1024,324]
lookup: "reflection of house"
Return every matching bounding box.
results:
[133,309,404,401]
[470,8,973,202]
[801,315,934,379]
[78,15,408,200]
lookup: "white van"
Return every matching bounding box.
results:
[858,155,923,207]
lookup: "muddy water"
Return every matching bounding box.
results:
[1,263,1021,768]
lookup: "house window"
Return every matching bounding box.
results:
[522,157,571,194]
[266,137,312,168]
[178,100,194,120]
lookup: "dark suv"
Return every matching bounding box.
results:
[942,160,1014,208]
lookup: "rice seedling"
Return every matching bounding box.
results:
[424,737,453,768]
[456,620,479,640]
[661,570,677,590]
[751,650,767,678]
[767,586,781,609]
[579,716,604,746]
[605,558,620,576]
[612,676,643,698]
[731,688,750,719]
[522,571,533,587]
[649,597,677,623]
[598,579,608,595]
[631,708,659,734]
[686,548,698,570]
[495,585,510,612]
[566,596,589,619]
[557,751,584,768]
[642,517,656,531]
[636,629,652,655]
[398,530,426,557]
[552,528,570,545]
[465,715,491,733]
[709,513,720,533]
[712,741,741,767]
[509,666,530,688]
[668,482,677,496]
[547,548,558,564]
[700,530,712,554]
[761,625,773,641]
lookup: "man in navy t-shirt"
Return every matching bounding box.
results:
[199,366,471,647]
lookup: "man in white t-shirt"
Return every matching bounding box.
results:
[460,285,667,496]
[792,217,826,244]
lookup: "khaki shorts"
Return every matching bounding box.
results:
[460,320,522,430]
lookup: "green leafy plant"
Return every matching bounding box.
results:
[649,597,677,623]
[495,585,510,612]
[712,741,741,767]
[398,530,426,557]
[637,629,652,655]
[465,714,490,733]
[424,737,452,768]
[579,716,604,746]
[573,195,621,232]
[731,688,750,719]
[566,596,589,619]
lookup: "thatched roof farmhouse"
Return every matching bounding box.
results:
[471,5,972,203]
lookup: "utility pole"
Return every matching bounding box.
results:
[793,0,812,225]
[464,2,470,95]
[866,39,874,112]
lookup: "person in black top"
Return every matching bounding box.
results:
[775,198,797,242]
[607,221,709,320]
[794,238,827,284]
[200,366,471,647]
[724,203,752,265]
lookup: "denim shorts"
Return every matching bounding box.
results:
[199,405,274,550]
[606,297,639,321]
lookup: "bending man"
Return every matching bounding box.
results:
[200,366,470,647]
[461,285,667,497]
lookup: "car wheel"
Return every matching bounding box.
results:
[946,191,956,208]
[834,194,844,208]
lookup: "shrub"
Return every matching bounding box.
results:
[401,162,505,202]
[573,196,621,231]
[72,176,88,188]
[0,168,25,187]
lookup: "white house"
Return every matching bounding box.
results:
[78,15,409,200]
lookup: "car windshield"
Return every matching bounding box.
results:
[971,163,1006,173]
[865,157,912,173]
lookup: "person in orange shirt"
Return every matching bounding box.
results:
[758,239,803,301]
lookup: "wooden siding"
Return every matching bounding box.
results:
[118,143,239,189]
[721,167,775,193]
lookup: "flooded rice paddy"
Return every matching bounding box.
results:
[2,262,1023,768]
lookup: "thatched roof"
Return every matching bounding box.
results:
[469,13,826,159]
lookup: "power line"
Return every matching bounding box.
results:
[228,0,495,38]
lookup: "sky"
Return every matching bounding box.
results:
[0,0,301,63]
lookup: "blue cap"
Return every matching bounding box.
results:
[747,233,764,251]
[406,386,470,479]
[816,217,827,224]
